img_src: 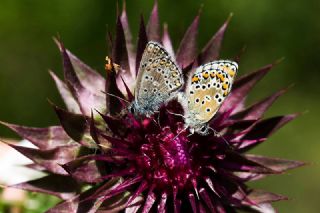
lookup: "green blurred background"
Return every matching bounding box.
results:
[0,0,319,212]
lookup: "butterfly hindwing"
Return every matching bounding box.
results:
[134,41,183,116]
[184,60,238,133]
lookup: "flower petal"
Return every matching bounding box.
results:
[158,192,168,213]
[199,188,215,212]
[239,114,298,151]
[125,196,144,213]
[147,0,161,42]
[176,14,199,68]
[142,190,155,213]
[249,203,276,213]
[52,104,97,148]
[162,23,175,57]
[113,16,130,72]
[113,16,135,96]
[220,151,278,174]
[220,63,275,114]
[49,71,81,114]
[46,188,100,213]
[98,113,126,136]
[11,174,79,199]
[121,77,134,101]
[67,51,105,94]
[57,41,107,116]
[231,88,288,120]
[233,171,266,182]
[89,113,112,151]
[245,154,305,172]
[0,121,76,149]
[6,143,83,175]
[54,39,106,94]
[121,1,136,76]
[188,193,197,213]
[247,189,287,204]
[46,178,126,212]
[126,181,148,207]
[62,155,108,183]
[135,15,148,74]
[198,14,232,64]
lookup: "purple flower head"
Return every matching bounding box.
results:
[1,1,304,213]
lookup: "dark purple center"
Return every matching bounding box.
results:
[135,124,198,191]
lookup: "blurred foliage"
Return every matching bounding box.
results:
[0,188,60,213]
[0,0,319,212]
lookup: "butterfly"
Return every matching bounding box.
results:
[179,60,238,135]
[130,41,184,116]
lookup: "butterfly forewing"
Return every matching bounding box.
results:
[134,41,183,115]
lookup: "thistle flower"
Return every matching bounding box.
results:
[1,2,304,213]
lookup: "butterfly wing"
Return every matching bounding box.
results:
[134,41,183,115]
[185,60,238,128]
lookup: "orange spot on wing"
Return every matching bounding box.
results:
[222,83,228,90]
[192,76,199,83]
[228,69,235,77]
[202,72,209,79]
[217,74,225,81]
[220,65,235,77]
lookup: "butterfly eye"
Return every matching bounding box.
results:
[129,106,135,114]
[200,126,207,133]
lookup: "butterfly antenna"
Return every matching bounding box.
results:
[166,110,186,119]
[103,91,131,104]
[97,143,110,149]
[187,132,194,137]
[151,117,161,128]
[156,111,162,128]
[172,126,188,141]
[208,126,233,149]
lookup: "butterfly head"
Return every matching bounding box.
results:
[184,115,210,135]
[129,101,154,117]
[193,125,210,135]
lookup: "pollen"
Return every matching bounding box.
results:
[105,56,120,73]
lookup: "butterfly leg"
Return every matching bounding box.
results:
[208,126,234,149]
